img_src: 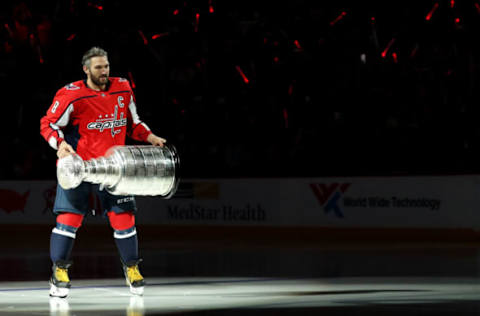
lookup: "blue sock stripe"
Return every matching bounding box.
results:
[114,226,136,239]
[55,223,78,234]
[114,226,136,235]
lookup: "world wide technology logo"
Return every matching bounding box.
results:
[309,183,351,218]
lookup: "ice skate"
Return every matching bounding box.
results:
[123,259,145,295]
[49,261,72,298]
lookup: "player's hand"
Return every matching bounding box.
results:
[57,141,76,158]
[147,134,166,147]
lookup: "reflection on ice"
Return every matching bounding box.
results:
[127,296,145,316]
[49,297,70,316]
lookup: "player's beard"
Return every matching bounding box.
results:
[91,74,109,87]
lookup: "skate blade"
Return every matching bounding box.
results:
[129,285,144,296]
[49,283,69,298]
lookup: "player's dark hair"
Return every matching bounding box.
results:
[82,47,108,68]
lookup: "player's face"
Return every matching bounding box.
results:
[86,56,110,87]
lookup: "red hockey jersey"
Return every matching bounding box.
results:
[40,77,152,160]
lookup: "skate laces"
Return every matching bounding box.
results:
[54,267,70,283]
[127,265,143,283]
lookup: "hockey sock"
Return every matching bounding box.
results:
[108,211,138,263]
[50,213,83,263]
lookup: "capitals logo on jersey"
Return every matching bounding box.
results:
[87,97,128,137]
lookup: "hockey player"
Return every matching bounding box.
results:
[40,46,166,298]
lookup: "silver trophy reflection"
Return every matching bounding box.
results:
[57,145,179,197]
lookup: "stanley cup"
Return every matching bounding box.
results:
[57,145,180,197]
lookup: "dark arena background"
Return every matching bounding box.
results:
[1,0,480,315]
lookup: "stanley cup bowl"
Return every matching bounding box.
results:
[104,145,180,197]
[56,144,180,198]
[57,153,85,190]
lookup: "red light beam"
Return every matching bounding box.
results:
[293,40,303,51]
[288,83,294,96]
[128,71,136,89]
[425,3,439,21]
[138,30,148,45]
[87,2,103,11]
[392,52,398,63]
[194,13,200,32]
[235,66,249,84]
[381,38,396,58]
[209,0,214,13]
[330,11,347,26]
[151,32,169,40]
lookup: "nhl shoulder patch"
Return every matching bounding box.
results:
[65,83,80,90]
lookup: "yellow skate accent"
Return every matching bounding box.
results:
[126,265,143,284]
[54,267,70,283]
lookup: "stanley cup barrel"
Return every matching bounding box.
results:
[57,145,180,198]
